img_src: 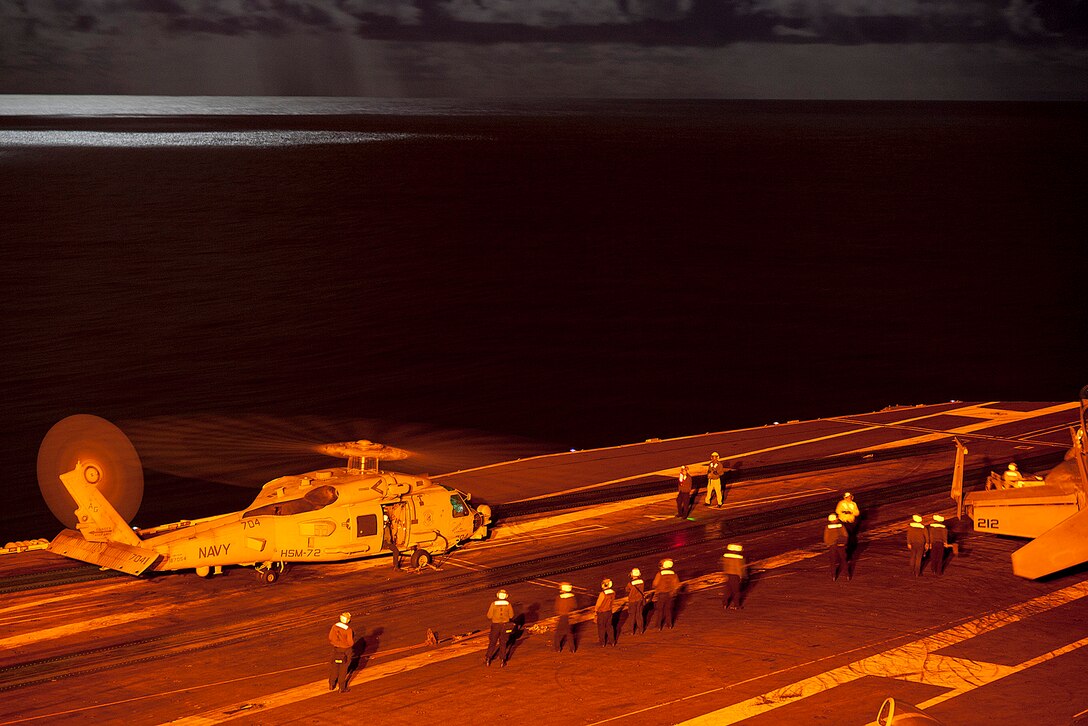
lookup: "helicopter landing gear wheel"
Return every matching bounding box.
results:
[410,548,432,569]
[255,561,286,584]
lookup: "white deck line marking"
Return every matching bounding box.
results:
[442,402,992,481]
[474,522,607,549]
[835,402,1078,454]
[719,488,835,510]
[511,405,996,500]
[531,423,917,497]
[675,580,1088,725]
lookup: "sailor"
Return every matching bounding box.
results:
[824,514,849,580]
[705,452,725,509]
[484,589,514,667]
[328,612,355,693]
[835,492,860,548]
[722,544,747,610]
[652,558,682,630]
[907,515,930,576]
[928,514,950,575]
[676,465,696,518]
[626,569,647,634]
[554,582,578,653]
[1003,463,1024,488]
[595,579,617,646]
[382,511,401,571]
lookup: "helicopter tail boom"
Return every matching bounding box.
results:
[49,529,160,575]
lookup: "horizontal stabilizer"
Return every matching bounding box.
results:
[49,529,160,575]
[1011,506,1088,579]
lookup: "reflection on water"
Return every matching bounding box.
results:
[0,130,440,148]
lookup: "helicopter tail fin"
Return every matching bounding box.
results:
[47,461,162,574]
[57,461,142,547]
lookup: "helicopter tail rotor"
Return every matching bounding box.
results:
[37,414,144,530]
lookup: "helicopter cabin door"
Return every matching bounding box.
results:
[381,502,409,553]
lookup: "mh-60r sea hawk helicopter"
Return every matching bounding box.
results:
[37,415,492,583]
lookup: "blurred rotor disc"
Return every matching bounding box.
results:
[317,441,410,461]
[37,414,144,528]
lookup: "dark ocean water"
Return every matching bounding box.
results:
[2,99,1085,539]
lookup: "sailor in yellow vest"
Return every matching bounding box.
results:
[328,612,355,693]
[705,452,725,508]
[553,582,578,653]
[626,568,647,635]
[1003,462,1024,488]
[835,492,860,550]
[907,514,930,576]
[484,589,514,667]
[721,544,747,610]
[595,578,617,646]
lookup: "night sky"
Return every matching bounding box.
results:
[1,0,1086,99]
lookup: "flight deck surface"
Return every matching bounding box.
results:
[1,401,1085,725]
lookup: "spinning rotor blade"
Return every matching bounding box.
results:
[37,414,144,528]
[317,440,410,461]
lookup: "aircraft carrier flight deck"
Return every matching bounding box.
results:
[1,399,1086,725]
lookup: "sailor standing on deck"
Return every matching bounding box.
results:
[705,452,725,509]
[824,514,849,581]
[928,514,950,575]
[484,589,514,667]
[652,559,682,629]
[722,544,747,610]
[626,569,647,634]
[595,579,617,646]
[676,465,695,518]
[835,492,860,550]
[328,612,355,693]
[554,583,578,653]
[382,512,401,571]
[907,515,930,576]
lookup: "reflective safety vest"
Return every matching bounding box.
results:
[824,522,846,546]
[836,500,859,523]
[722,552,746,577]
[487,599,513,623]
[556,592,577,616]
[329,621,354,649]
[907,522,929,547]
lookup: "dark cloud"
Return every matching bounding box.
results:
[0,0,1085,98]
[127,0,186,15]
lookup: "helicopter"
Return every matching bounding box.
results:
[950,385,1088,579]
[37,414,492,583]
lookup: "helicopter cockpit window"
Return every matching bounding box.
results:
[303,485,339,507]
[242,485,340,518]
[450,494,470,518]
